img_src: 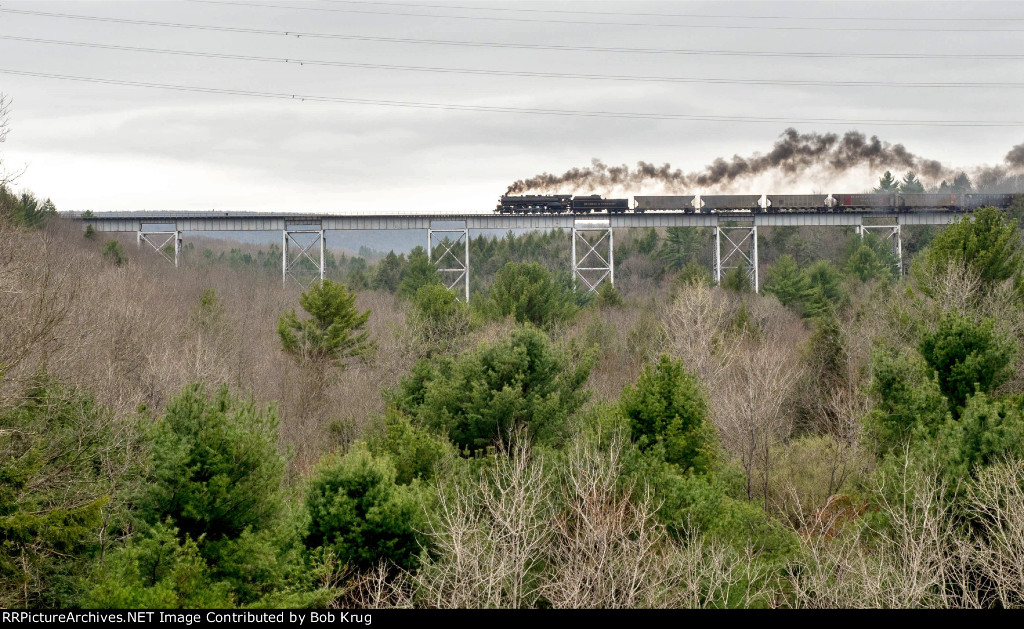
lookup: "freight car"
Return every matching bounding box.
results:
[831,193,897,211]
[765,194,833,212]
[571,195,630,214]
[962,193,1016,209]
[634,195,696,213]
[698,194,761,212]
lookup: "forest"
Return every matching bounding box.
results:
[4,184,1024,609]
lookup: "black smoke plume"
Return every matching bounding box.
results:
[1006,142,1024,169]
[506,129,1022,194]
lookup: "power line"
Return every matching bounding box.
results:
[5,34,1024,89]
[314,0,1024,22]
[2,67,1022,127]
[185,0,1024,32]
[3,8,1023,60]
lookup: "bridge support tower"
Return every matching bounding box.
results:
[858,219,903,276]
[428,220,470,302]
[137,228,182,267]
[282,221,326,288]
[571,218,614,293]
[714,221,759,292]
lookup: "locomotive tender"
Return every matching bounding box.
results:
[496,193,1017,214]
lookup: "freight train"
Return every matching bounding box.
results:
[495,193,1017,214]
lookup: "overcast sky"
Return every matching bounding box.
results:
[1,0,1022,213]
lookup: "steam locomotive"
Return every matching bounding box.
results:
[496,193,1017,214]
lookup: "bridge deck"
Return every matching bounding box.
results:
[69,210,968,232]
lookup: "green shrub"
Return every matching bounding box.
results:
[397,246,440,300]
[369,410,457,484]
[0,379,129,607]
[915,207,1021,292]
[482,262,577,327]
[303,445,426,571]
[409,283,471,350]
[84,523,232,609]
[393,326,592,451]
[919,313,1016,415]
[863,347,950,457]
[620,354,716,474]
[101,240,126,266]
[135,384,285,544]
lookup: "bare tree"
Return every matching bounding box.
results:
[0,93,23,189]
[664,281,734,384]
[541,437,667,608]
[716,338,803,501]
[410,439,552,608]
[789,458,963,608]
[967,458,1024,608]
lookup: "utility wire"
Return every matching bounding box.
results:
[3,8,1024,59]
[2,67,1022,127]
[185,0,1024,32]
[3,34,1023,89]
[313,0,1024,22]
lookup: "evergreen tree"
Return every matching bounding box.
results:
[951,171,973,193]
[393,326,592,450]
[863,347,950,458]
[899,171,925,193]
[720,266,752,293]
[278,280,372,366]
[916,207,1021,291]
[483,262,577,327]
[763,254,811,309]
[919,313,1016,415]
[659,227,701,271]
[874,171,899,192]
[102,240,126,266]
[396,246,439,300]
[844,243,889,282]
[620,355,716,474]
[0,380,126,607]
[135,384,286,543]
[410,283,471,351]
[303,445,425,571]
[372,251,405,292]
[802,260,844,318]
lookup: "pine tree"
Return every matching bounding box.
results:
[620,354,716,474]
[900,171,925,193]
[875,171,899,192]
[951,171,973,193]
[278,280,372,365]
[396,246,439,299]
[763,254,811,309]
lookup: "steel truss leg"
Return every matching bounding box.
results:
[428,222,470,302]
[572,218,614,293]
[858,220,903,276]
[137,229,182,267]
[282,224,326,288]
[713,223,759,292]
